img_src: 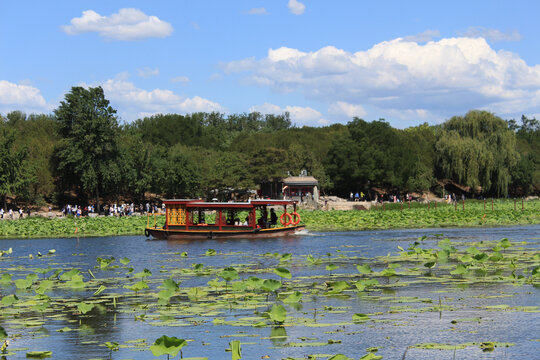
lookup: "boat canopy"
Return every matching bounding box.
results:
[162,199,297,209]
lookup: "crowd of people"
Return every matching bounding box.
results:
[61,202,165,217]
[0,202,167,220]
[0,207,30,220]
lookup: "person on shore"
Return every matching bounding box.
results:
[18,208,23,218]
[8,209,13,219]
[0,208,3,219]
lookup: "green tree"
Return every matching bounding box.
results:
[435,110,519,196]
[0,128,33,209]
[509,115,540,195]
[54,86,120,211]
[4,112,58,204]
[401,123,436,192]
[325,130,362,197]
[152,145,201,198]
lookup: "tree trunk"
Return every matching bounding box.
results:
[96,185,100,214]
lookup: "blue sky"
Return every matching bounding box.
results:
[1,1,540,128]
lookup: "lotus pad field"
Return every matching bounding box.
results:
[0,227,539,359]
[0,199,538,238]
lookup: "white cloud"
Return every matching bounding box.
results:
[62,8,173,41]
[137,67,160,78]
[403,29,440,43]
[248,8,268,15]
[223,37,540,122]
[328,101,366,119]
[0,80,49,113]
[170,76,191,84]
[460,27,521,42]
[249,102,326,125]
[288,0,305,15]
[93,77,225,120]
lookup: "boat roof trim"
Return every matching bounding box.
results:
[162,199,297,207]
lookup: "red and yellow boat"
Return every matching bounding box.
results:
[145,199,304,240]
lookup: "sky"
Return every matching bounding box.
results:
[1,1,540,128]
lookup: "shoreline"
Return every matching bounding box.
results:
[0,207,538,239]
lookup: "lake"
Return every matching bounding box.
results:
[1,225,539,359]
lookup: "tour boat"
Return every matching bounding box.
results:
[145,199,304,240]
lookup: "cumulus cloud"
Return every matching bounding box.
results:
[223,37,540,121]
[403,29,440,43]
[62,8,173,41]
[249,102,326,125]
[328,101,366,119]
[460,27,521,42]
[288,0,305,15]
[92,77,225,120]
[248,7,268,15]
[137,67,160,78]
[0,80,49,113]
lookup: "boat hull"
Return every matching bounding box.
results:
[145,225,305,240]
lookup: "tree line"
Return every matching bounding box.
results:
[0,86,538,210]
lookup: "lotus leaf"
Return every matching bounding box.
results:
[150,335,187,357]
[267,304,287,324]
[283,291,302,303]
[124,280,149,293]
[262,279,281,292]
[104,341,119,354]
[1,294,18,306]
[359,353,382,359]
[230,340,241,360]
[26,351,52,358]
[357,264,373,274]
[134,268,152,278]
[326,263,339,271]
[274,267,292,279]
[219,267,239,282]
[326,281,350,294]
[0,273,11,286]
[161,278,180,291]
[352,313,370,322]
[59,269,80,281]
[77,302,94,314]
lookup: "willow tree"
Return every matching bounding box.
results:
[435,110,518,196]
[54,86,120,212]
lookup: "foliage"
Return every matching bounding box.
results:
[2,104,539,205]
[54,86,120,210]
[435,110,519,196]
[150,335,187,357]
[0,127,33,209]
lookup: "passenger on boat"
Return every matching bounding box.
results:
[269,208,277,227]
[257,216,267,229]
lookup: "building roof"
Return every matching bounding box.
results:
[282,176,318,186]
